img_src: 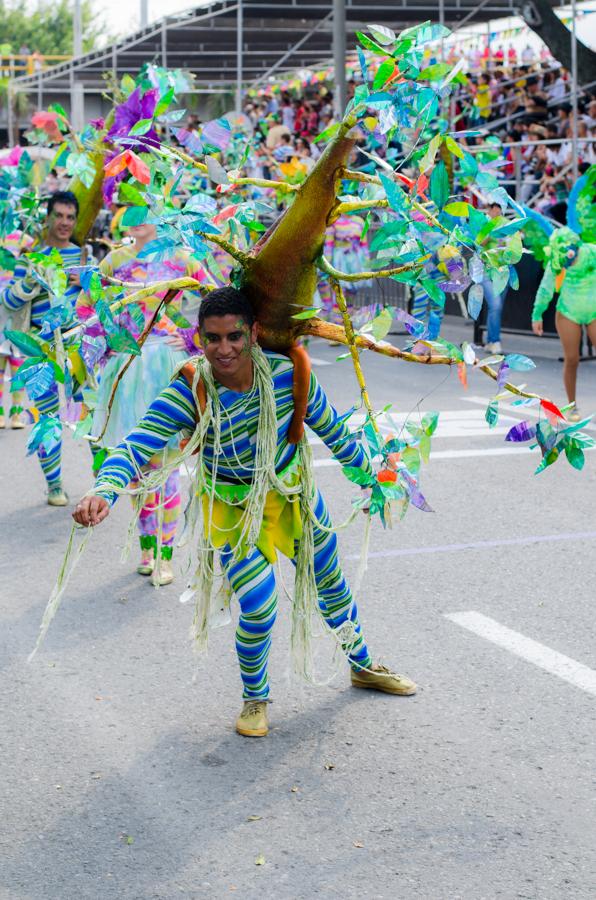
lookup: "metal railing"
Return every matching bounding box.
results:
[0,54,71,78]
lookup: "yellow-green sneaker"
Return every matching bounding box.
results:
[47,486,69,507]
[236,700,269,737]
[351,663,417,695]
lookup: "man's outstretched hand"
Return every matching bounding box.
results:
[72,495,110,527]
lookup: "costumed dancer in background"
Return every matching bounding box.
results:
[410,242,467,340]
[77,218,204,585]
[73,287,417,738]
[0,335,25,429]
[0,233,28,429]
[531,227,596,421]
[0,191,83,504]
[318,214,375,329]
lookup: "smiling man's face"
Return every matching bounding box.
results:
[47,202,77,244]
[200,314,258,386]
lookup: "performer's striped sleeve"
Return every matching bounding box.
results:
[94,376,196,505]
[305,373,372,474]
[1,258,40,311]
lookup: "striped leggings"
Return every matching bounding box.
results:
[220,489,372,699]
[35,384,62,488]
[0,353,25,414]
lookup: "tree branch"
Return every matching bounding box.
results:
[302,318,547,403]
[318,252,430,282]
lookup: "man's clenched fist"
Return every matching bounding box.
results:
[72,495,110,527]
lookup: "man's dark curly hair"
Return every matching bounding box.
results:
[47,190,79,217]
[198,286,256,329]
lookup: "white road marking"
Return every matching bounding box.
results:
[346,530,596,560]
[445,611,596,697]
[309,356,332,367]
[311,445,537,467]
[345,409,519,439]
[463,394,596,432]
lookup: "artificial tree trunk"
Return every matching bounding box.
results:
[521,0,596,84]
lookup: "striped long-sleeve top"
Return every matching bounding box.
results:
[95,351,371,505]
[1,244,82,329]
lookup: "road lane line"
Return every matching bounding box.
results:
[181,443,592,478]
[445,611,596,697]
[312,446,537,467]
[463,395,596,432]
[346,530,596,560]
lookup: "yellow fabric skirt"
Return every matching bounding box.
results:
[201,467,303,564]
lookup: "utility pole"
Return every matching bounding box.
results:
[236,0,243,114]
[140,0,148,28]
[71,0,84,130]
[333,0,346,118]
[570,0,579,181]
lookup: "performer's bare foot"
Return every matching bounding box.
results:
[351,663,417,695]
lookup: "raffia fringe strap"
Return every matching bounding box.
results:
[28,525,94,662]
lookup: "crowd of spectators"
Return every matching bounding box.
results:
[460,58,595,219]
[238,48,594,225]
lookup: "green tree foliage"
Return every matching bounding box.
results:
[0,0,108,57]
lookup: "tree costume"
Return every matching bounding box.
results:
[23,30,594,669]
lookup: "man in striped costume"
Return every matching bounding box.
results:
[73,287,416,737]
[1,191,83,505]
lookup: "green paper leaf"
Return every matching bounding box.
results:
[129,118,153,136]
[119,182,146,206]
[51,361,65,384]
[418,134,441,172]
[419,432,431,462]
[73,414,93,438]
[565,441,585,470]
[355,31,388,55]
[372,59,396,91]
[92,448,108,472]
[429,161,449,210]
[120,74,136,96]
[444,135,464,159]
[342,466,374,486]
[368,23,396,45]
[417,63,451,81]
[421,411,439,436]
[313,123,341,144]
[122,206,149,226]
[485,399,499,428]
[402,446,421,473]
[166,307,192,329]
[155,87,175,118]
[3,330,45,358]
[444,202,469,218]
[535,447,559,474]
[291,307,321,320]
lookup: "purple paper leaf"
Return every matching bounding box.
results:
[496,361,510,390]
[505,420,537,442]
[393,307,428,338]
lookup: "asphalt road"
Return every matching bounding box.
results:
[1,318,596,900]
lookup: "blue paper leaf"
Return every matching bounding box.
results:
[467,283,483,320]
[503,353,536,372]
